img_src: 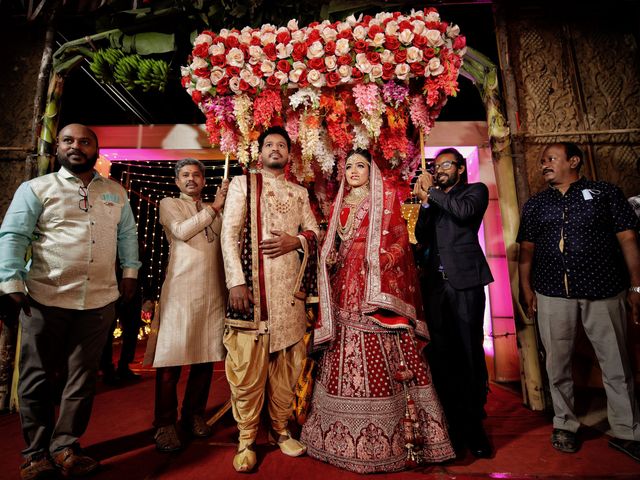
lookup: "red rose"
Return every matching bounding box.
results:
[250,36,261,46]
[193,43,209,58]
[263,43,277,61]
[266,75,280,89]
[202,30,215,38]
[292,42,307,62]
[324,40,336,55]
[410,62,426,76]
[239,44,249,60]
[225,35,240,48]
[337,30,352,40]
[226,66,240,77]
[297,70,309,88]
[239,79,250,91]
[210,54,225,67]
[439,22,448,34]
[181,76,190,87]
[252,64,262,76]
[307,29,321,43]
[413,35,427,48]
[191,90,202,104]
[351,68,363,81]
[384,35,400,51]
[362,15,372,25]
[326,71,341,88]
[423,47,436,59]
[216,77,229,94]
[366,51,381,64]
[394,49,407,63]
[367,24,383,39]
[398,20,413,31]
[382,63,395,80]
[337,54,352,66]
[276,31,291,44]
[353,40,367,53]
[453,35,466,50]
[309,21,319,28]
[308,57,325,72]
[277,59,292,73]
[194,68,210,78]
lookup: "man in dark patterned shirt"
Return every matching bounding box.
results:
[518,142,640,462]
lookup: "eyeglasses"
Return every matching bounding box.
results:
[433,161,458,171]
[78,186,88,212]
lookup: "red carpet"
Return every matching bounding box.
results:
[1,355,639,479]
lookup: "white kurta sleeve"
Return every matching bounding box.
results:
[159,198,215,241]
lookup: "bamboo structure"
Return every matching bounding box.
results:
[461,47,545,410]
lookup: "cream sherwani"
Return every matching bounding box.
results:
[152,194,227,367]
[221,172,319,445]
[221,172,319,352]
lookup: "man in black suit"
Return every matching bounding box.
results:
[413,147,494,458]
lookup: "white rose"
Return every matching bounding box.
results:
[325,55,337,71]
[395,63,410,80]
[428,57,444,76]
[385,21,399,36]
[276,26,288,34]
[219,29,230,38]
[337,22,351,33]
[346,14,362,26]
[307,69,326,88]
[307,41,325,59]
[335,38,351,56]
[369,64,383,80]
[239,68,253,82]
[338,64,352,79]
[261,60,276,76]
[291,30,305,42]
[195,77,212,92]
[321,27,337,42]
[194,33,212,46]
[426,29,445,47]
[276,43,293,59]
[275,71,288,85]
[210,67,225,85]
[180,66,190,77]
[261,32,276,45]
[209,43,226,56]
[406,46,423,63]
[372,32,386,47]
[248,74,261,88]
[376,12,392,22]
[239,32,252,45]
[289,62,306,83]
[412,20,426,35]
[229,77,241,94]
[380,49,394,64]
[226,48,245,68]
[352,25,367,40]
[249,45,263,64]
[355,58,372,75]
[190,56,208,70]
[398,29,415,45]
[287,19,299,31]
[425,12,440,23]
[447,24,460,38]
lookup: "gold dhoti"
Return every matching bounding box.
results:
[223,326,306,446]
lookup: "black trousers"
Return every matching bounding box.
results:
[423,277,488,441]
[18,298,115,458]
[100,295,141,372]
[153,362,214,428]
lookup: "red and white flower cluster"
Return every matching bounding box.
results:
[182,8,465,101]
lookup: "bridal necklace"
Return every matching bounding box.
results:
[337,182,369,241]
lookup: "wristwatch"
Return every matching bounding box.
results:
[630,286,640,294]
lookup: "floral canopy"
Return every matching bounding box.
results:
[181,7,466,204]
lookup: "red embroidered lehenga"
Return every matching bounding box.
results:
[301,162,454,473]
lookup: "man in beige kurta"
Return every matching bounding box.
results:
[221,127,319,472]
[148,158,229,452]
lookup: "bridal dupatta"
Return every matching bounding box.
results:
[314,161,428,348]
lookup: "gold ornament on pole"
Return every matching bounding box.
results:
[223,153,230,180]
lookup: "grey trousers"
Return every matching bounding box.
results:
[536,292,640,440]
[18,297,115,458]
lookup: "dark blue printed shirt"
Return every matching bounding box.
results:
[517,177,639,299]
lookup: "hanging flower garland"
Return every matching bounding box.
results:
[182,7,466,186]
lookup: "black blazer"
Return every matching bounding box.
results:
[415,182,494,290]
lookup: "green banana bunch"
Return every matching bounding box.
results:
[89,48,170,92]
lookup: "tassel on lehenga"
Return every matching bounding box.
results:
[393,335,424,468]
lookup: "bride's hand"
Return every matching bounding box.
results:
[325,249,338,267]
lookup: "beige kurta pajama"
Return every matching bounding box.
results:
[151,194,227,368]
[221,172,319,444]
